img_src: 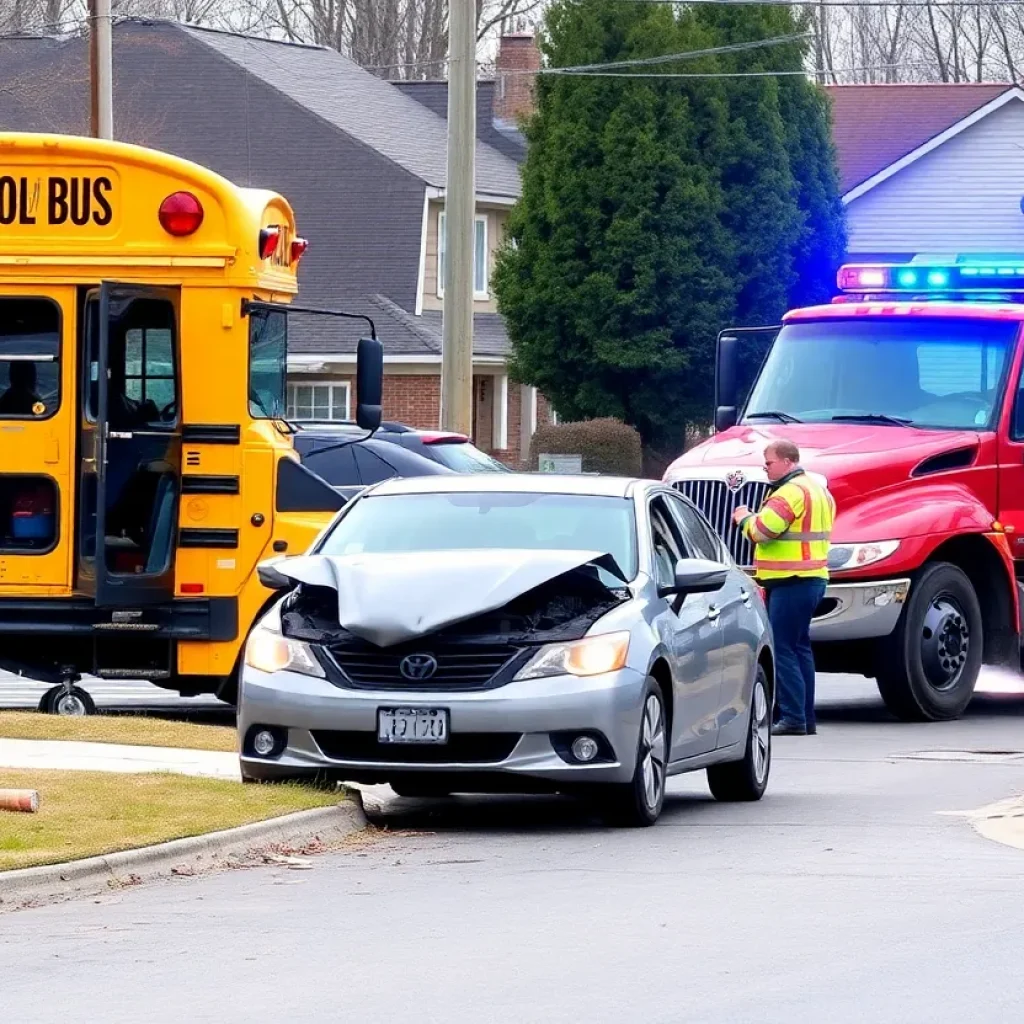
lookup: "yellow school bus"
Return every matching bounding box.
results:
[0,132,382,714]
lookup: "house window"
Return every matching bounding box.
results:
[286,382,351,422]
[438,212,488,299]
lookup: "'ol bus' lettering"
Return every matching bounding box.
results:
[47,176,114,227]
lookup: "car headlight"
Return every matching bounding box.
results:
[827,540,899,571]
[515,632,631,681]
[244,616,325,678]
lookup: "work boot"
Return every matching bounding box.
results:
[772,720,807,737]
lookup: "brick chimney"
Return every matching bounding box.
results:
[493,32,540,126]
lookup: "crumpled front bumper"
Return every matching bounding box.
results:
[810,578,911,642]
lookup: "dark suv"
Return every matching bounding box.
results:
[293,421,510,497]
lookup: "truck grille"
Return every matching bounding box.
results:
[672,478,770,568]
[324,641,526,691]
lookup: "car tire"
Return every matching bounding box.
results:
[876,562,982,722]
[706,663,771,802]
[605,678,668,827]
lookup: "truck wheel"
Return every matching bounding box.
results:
[876,562,982,722]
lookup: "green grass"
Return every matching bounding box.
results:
[0,711,237,752]
[0,769,340,871]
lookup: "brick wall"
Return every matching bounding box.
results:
[290,370,550,468]
[494,33,541,126]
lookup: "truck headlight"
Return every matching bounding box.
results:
[244,617,325,678]
[515,632,631,681]
[827,540,899,571]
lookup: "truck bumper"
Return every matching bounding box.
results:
[810,578,911,642]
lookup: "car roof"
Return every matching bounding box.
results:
[362,472,648,499]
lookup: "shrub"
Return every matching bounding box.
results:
[528,418,643,476]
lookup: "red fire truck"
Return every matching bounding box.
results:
[664,258,1024,722]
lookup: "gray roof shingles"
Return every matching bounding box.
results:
[0,20,517,360]
[183,25,523,198]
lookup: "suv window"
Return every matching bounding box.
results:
[354,446,396,485]
[302,444,358,486]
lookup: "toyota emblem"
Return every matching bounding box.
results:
[725,470,746,493]
[399,653,439,681]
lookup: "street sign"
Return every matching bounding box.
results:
[538,453,583,474]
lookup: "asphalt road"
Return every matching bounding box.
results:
[3,674,1024,1024]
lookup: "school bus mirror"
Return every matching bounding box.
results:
[257,559,295,591]
[356,336,384,432]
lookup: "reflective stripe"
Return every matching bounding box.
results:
[757,559,828,571]
[785,531,831,541]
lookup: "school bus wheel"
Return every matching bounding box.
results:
[39,685,97,717]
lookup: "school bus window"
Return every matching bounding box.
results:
[85,296,178,429]
[0,475,58,554]
[249,307,287,419]
[0,298,61,419]
[125,325,176,419]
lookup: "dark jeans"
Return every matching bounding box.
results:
[766,579,827,729]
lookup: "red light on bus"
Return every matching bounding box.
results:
[180,583,205,594]
[159,192,204,236]
[290,237,309,263]
[259,227,281,260]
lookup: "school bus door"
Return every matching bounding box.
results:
[77,283,182,607]
[0,286,75,590]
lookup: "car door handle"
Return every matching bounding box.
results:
[707,605,720,622]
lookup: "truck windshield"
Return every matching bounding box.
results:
[744,318,1020,430]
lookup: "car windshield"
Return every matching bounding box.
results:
[318,491,638,583]
[743,318,1019,430]
[425,442,512,473]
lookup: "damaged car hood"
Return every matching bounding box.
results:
[271,549,627,648]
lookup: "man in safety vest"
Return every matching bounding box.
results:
[732,440,835,736]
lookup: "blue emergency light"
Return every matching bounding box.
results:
[838,260,1024,295]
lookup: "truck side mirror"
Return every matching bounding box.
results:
[715,332,739,431]
[356,336,384,432]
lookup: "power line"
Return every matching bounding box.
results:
[615,0,1024,7]
[532,60,938,78]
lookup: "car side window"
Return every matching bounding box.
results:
[666,493,726,563]
[354,446,396,485]
[649,498,686,590]
[303,445,358,487]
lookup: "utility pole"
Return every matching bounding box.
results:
[440,0,476,435]
[89,0,114,140]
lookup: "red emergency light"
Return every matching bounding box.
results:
[838,260,1024,295]
[290,237,309,263]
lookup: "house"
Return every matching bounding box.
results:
[826,84,1024,261]
[0,21,552,465]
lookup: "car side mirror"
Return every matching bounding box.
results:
[256,558,295,591]
[661,558,729,597]
[356,336,384,432]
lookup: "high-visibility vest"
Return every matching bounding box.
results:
[741,470,836,581]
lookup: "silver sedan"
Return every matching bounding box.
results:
[239,474,774,826]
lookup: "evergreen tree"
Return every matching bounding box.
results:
[493,0,845,449]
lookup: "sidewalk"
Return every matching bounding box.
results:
[0,737,239,780]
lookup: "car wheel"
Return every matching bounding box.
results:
[706,663,771,802]
[606,678,668,827]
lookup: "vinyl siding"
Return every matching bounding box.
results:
[846,97,1024,254]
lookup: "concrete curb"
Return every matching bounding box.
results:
[0,786,368,911]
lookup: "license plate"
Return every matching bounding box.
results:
[377,707,449,744]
